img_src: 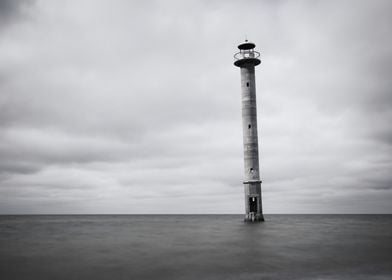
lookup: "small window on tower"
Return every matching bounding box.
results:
[250,168,254,173]
[248,124,251,129]
[246,82,249,87]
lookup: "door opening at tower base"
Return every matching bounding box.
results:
[249,197,257,212]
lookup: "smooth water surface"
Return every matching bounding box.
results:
[0,215,391,279]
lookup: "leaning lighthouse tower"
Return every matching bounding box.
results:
[234,40,264,222]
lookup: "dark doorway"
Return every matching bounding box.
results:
[249,197,257,212]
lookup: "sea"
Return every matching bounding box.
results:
[0,215,391,280]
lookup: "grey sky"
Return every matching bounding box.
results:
[0,0,391,214]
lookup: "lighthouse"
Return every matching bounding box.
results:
[234,40,264,222]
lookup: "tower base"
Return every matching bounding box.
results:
[244,213,265,222]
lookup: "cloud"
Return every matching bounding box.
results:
[0,0,32,22]
[0,0,391,213]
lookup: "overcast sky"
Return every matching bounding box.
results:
[0,0,391,214]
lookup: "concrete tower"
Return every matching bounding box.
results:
[234,40,264,222]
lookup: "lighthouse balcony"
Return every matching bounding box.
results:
[234,50,261,67]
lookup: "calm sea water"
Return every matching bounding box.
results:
[0,215,391,280]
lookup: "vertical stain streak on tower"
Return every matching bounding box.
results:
[234,41,264,222]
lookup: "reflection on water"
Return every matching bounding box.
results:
[1,215,391,279]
